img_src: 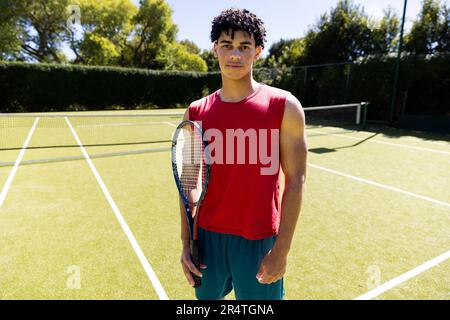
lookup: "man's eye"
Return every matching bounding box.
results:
[223,44,231,49]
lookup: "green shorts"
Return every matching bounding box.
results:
[195,227,285,300]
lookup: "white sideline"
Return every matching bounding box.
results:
[308,129,450,155]
[309,163,449,299]
[0,118,39,209]
[355,250,450,300]
[65,117,169,300]
[308,163,450,208]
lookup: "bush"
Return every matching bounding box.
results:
[0,62,221,112]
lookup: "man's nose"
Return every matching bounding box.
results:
[230,49,242,61]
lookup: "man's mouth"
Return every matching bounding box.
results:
[226,64,243,69]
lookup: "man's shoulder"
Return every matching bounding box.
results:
[189,90,217,108]
[261,84,291,98]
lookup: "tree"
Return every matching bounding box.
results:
[266,39,295,65]
[159,42,207,72]
[70,0,137,65]
[265,38,306,67]
[200,49,219,71]
[437,2,450,52]
[0,1,23,60]
[404,0,448,54]
[179,39,201,55]
[301,0,373,64]
[0,0,71,63]
[370,6,400,54]
[122,0,178,69]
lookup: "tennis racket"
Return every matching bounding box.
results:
[171,120,210,288]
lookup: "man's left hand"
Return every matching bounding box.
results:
[256,249,287,284]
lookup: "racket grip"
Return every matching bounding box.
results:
[190,239,202,288]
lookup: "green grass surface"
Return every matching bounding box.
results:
[0,110,449,299]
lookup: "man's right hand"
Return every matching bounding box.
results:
[180,245,204,287]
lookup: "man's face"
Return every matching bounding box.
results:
[214,30,262,80]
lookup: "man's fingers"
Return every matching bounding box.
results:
[187,260,203,277]
[182,254,203,277]
[256,264,265,280]
[257,271,282,284]
[181,264,195,286]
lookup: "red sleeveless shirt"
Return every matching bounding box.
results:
[189,84,289,240]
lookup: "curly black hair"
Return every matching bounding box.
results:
[210,8,267,49]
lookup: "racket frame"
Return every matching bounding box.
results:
[171,120,210,288]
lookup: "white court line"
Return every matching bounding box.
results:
[308,129,450,155]
[0,118,39,209]
[308,163,450,209]
[313,128,450,147]
[353,129,450,147]
[163,121,178,128]
[322,128,450,145]
[355,250,450,300]
[78,121,179,128]
[65,117,169,300]
[309,163,450,299]
[402,137,449,147]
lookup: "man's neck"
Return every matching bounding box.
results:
[219,74,260,103]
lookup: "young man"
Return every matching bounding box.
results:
[179,8,307,300]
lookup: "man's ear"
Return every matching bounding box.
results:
[213,41,218,57]
[254,46,262,59]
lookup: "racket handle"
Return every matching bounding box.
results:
[190,239,202,288]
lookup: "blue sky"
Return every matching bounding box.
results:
[151,0,422,54]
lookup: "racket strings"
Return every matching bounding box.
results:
[175,125,206,204]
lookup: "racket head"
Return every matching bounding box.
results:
[171,120,210,207]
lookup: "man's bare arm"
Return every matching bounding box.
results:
[257,94,307,284]
[274,94,307,255]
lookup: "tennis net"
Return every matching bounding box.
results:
[304,102,368,127]
[0,112,184,167]
[0,102,367,166]
[1,112,184,150]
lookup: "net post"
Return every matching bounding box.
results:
[356,104,361,125]
[361,102,369,130]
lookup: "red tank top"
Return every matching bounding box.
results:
[189,84,289,240]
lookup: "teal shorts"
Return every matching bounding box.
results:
[195,227,285,300]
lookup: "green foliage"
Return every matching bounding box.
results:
[159,43,207,72]
[179,40,201,55]
[71,0,137,65]
[78,32,121,65]
[265,1,401,66]
[404,0,449,54]
[301,0,374,64]
[0,0,71,62]
[0,0,210,71]
[200,49,219,71]
[266,39,296,64]
[0,1,23,60]
[265,39,306,67]
[0,61,220,112]
[437,4,450,52]
[124,0,178,69]
[370,6,400,54]
[266,53,450,119]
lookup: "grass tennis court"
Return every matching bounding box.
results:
[0,108,448,299]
